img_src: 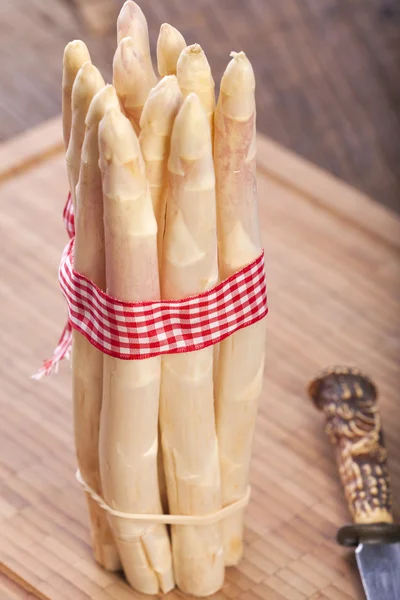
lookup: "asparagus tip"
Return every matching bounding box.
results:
[230,50,247,61]
[120,0,141,16]
[118,34,136,52]
[157,24,187,78]
[186,43,202,55]
[74,61,103,90]
[71,62,104,107]
[64,39,87,53]
[63,40,90,68]
[172,93,211,160]
[77,60,96,75]
[159,22,170,34]
[221,51,255,96]
[158,22,186,45]
[114,36,139,75]
[142,74,180,111]
[154,74,179,90]
[177,43,213,82]
[140,75,182,131]
[99,107,140,165]
[117,0,146,36]
[86,85,119,128]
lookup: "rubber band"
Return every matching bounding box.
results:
[76,470,250,526]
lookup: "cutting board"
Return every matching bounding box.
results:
[1,118,399,600]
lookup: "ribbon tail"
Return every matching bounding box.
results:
[32,321,72,380]
[63,191,75,239]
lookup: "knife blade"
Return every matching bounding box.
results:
[308,366,400,600]
[356,542,400,600]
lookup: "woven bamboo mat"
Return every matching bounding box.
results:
[0,571,43,599]
[0,118,399,599]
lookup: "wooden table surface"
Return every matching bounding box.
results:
[0,571,42,599]
[1,0,400,213]
[0,118,399,600]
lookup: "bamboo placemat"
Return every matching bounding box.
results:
[0,118,399,599]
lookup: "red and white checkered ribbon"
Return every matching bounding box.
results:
[35,193,268,377]
[63,190,75,239]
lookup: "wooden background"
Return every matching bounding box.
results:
[0,0,400,212]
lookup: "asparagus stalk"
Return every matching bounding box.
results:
[98,107,174,595]
[139,75,182,513]
[73,85,121,572]
[62,40,91,150]
[176,44,215,134]
[176,40,220,409]
[139,75,183,266]
[214,52,267,566]
[113,36,156,135]
[116,0,157,86]
[65,62,104,207]
[160,93,224,597]
[157,23,186,77]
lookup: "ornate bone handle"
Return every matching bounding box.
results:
[308,366,400,547]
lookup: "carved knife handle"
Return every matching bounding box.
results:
[308,366,400,547]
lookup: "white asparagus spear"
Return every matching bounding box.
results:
[117,0,157,86]
[98,107,174,595]
[113,36,156,135]
[73,85,121,572]
[157,23,186,77]
[66,62,104,207]
[214,52,267,566]
[139,76,182,512]
[176,41,220,409]
[176,44,215,134]
[139,75,183,267]
[160,93,224,597]
[62,40,91,150]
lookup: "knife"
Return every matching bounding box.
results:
[308,366,400,600]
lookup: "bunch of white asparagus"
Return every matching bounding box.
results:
[63,1,266,596]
